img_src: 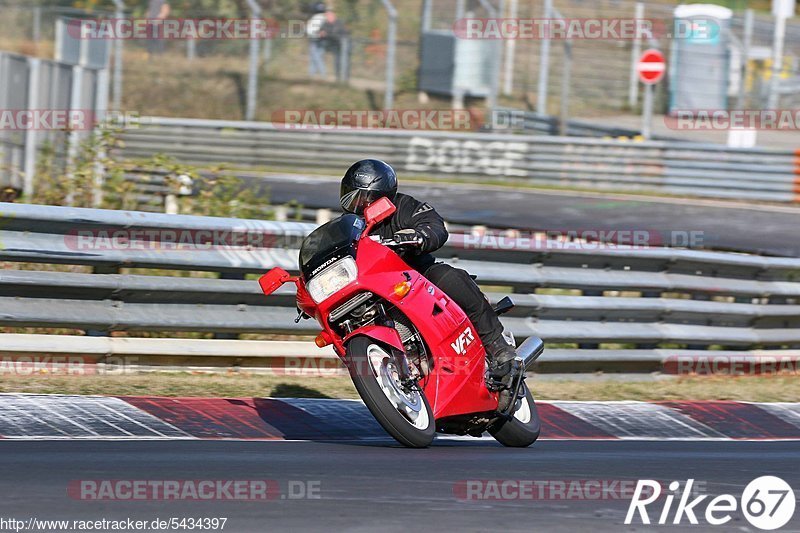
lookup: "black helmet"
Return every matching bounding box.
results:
[340,159,398,215]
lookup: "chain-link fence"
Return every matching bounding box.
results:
[2,1,800,127]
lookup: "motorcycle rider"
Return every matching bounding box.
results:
[339,159,516,387]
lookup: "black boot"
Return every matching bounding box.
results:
[485,337,517,390]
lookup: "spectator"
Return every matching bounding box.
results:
[306,2,327,78]
[320,8,349,82]
[147,0,171,58]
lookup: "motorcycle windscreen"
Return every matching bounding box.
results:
[299,214,365,280]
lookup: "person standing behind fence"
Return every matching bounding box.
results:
[320,8,349,82]
[147,0,171,58]
[306,2,328,78]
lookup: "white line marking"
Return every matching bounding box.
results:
[95,400,193,438]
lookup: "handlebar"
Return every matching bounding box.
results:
[381,237,423,248]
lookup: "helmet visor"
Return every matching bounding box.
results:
[340,187,383,215]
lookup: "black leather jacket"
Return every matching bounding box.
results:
[370,192,449,271]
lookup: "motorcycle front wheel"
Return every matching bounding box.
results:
[345,336,435,448]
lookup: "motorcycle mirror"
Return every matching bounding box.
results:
[364,197,396,228]
[258,267,292,295]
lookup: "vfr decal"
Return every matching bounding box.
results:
[451,327,475,355]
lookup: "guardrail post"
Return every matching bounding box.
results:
[86,265,120,337]
[214,272,244,340]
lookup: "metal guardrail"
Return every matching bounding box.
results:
[1,333,797,375]
[488,109,684,141]
[2,202,800,373]
[117,116,800,204]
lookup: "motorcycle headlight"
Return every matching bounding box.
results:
[307,257,358,304]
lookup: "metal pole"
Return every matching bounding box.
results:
[65,64,84,206]
[245,0,262,121]
[54,17,64,61]
[380,0,397,110]
[642,82,653,139]
[477,0,501,109]
[112,0,124,112]
[738,9,754,108]
[767,11,786,109]
[186,38,196,61]
[628,2,644,109]
[421,0,433,31]
[559,41,572,135]
[92,67,110,208]
[536,0,553,115]
[263,36,273,63]
[23,57,40,199]
[456,0,466,20]
[32,6,41,51]
[502,0,518,96]
[338,36,350,82]
[452,0,466,110]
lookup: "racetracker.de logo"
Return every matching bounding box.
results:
[454,479,654,501]
[67,18,283,40]
[63,227,308,251]
[271,109,474,131]
[663,355,800,376]
[666,110,800,130]
[68,479,322,501]
[452,17,719,40]
[0,109,95,131]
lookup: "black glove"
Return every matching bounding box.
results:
[392,229,423,247]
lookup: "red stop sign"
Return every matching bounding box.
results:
[637,49,666,85]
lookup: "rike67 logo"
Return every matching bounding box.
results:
[626,477,796,530]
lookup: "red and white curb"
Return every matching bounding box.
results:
[0,394,799,441]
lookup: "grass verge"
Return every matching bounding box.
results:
[0,373,797,402]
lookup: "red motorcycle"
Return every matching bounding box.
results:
[259,198,544,448]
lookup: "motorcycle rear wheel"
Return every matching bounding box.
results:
[345,336,435,448]
[488,384,541,447]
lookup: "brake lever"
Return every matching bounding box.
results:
[382,238,423,248]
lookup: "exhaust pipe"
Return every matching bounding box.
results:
[516,336,545,371]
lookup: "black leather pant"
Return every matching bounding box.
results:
[420,262,505,348]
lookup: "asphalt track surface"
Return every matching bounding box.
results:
[1,440,798,532]
[248,173,800,257]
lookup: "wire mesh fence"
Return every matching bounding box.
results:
[1,1,800,125]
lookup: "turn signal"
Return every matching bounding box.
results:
[393,281,412,298]
[315,332,331,348]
